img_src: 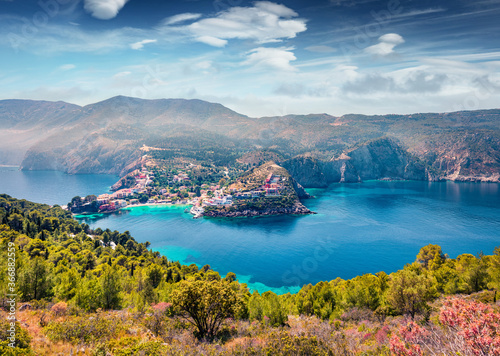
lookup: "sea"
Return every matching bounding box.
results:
[1,165,499,294]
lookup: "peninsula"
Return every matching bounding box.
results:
[67,160,314,218]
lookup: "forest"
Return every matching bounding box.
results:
[1,193,499,355]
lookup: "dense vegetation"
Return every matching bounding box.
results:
[2,194,500,355]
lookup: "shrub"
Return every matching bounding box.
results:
[51,301,68,316]
[44,314,122,345]
[262,331,334,356]
[439,297,500,355]
[390,297,500,355]
[0,319,32,354]
[172,280,241,341]
[341,307,375,322]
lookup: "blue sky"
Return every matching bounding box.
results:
[0,0,499,117]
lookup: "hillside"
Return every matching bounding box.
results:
[0,100,81,165]
[3,194,500,355]
[203,161,312,218]
[0,96,498,182]
[18,96,252,174]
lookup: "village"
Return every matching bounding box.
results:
[71,166,287,218]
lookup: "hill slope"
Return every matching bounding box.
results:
[0,96,497,182]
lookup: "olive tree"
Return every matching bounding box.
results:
[386,264,438,318]
[172,280,240,341]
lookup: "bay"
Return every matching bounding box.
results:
[1,167,499,294]
[0,166,118,205]
[77,180,500,294]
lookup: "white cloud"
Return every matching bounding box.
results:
[113,71,131,79]
[243,47,297,71]
[196,61,213,70]
[130,39,157,50]
[253,1,298,17]
[84,0,130,20]
[305,45,337,53]
[196,36,228,47]
[0,20,147,54]
[163,1,307,47]
[59,64,76,71]
[162,13,202,26]
[365,33,405,56]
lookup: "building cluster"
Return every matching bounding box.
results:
[264,173,283,195]
[74,168,287,216]
[231,173,284,200]
[193,173,285,212]
[203,193,233,207]
[172,172,190,183]
[95,169,155,212]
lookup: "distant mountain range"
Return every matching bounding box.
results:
[1,96,499,184]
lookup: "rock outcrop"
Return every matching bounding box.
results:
[283,138,427,187]
[203,201,314,218]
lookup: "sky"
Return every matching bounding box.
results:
[0,0,499,117]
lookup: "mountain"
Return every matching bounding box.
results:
[18,96,251,174]
[0,99,81,165]
[1,96,498,182]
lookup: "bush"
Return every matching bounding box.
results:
[172,280,241,341]
[51,301,68,316]
[262,331,334,356]
[44,314,122,345]
[0,319,33,355]
[390,297,500,355]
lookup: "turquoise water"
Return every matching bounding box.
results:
[77,181,500,294]
[1,167,499,294]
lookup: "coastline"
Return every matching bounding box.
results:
[122,202,192,209]
[73,202,193,217]
[202,201,315,218]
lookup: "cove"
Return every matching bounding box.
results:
[74,180,500,294]
[1,167,499,294]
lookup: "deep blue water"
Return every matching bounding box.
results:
[1,167,499,294]
[0,166,118,205]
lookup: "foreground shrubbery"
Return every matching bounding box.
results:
[2,194,500,355]
[4,296,499,355]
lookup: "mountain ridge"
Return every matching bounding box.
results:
[0,97,498,183]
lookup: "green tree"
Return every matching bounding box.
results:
[224,272,236,283]
[386,264,437,318]
[488,247,500,292]
[146,264,163,289]
[172,280,240,341]
[75,274,101,312]
[25,238,48,258]
[70,196,82,208]
[54,268,79,301]
[456,253,489,293]
[19,257,52,301]
[416,244,445,269]
[99,265,122,310]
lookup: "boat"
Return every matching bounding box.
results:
[190,206,205,218]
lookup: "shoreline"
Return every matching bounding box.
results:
[122,202,192,209]
[73,202,193,217]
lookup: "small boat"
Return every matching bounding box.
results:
[190,206,205,218]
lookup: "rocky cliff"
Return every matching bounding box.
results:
[283,138,429,187]
[203,201,314,218]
